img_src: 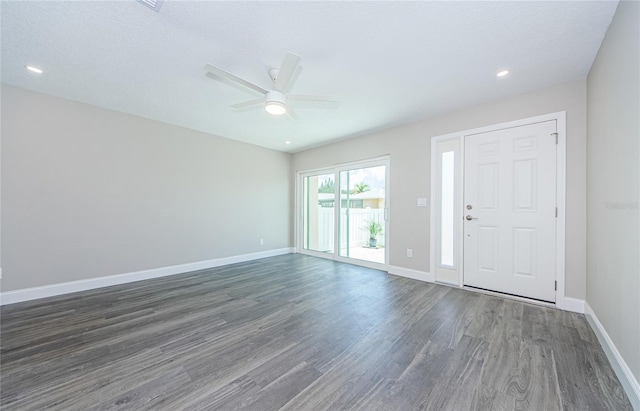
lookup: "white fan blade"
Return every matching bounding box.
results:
[231,98,263,109]
[273,52,301,92]
[205,64,267,95]
[288,94,340,103]
[287,107,299,121]
[287,66,303,93]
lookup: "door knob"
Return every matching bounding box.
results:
[465,215,478,220]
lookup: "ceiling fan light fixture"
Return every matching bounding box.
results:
[205,53,338,119]
[265,101,286,115]
[265,90,287,115]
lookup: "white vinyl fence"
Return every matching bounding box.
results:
[316,207,385,251]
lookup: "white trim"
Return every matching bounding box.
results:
[435,278,460,287]
[388,265,433,283]
[432,112,567,142]
[554,112,568,309]
[296,155,392,173]
[294,169,300,259]
[585,302,640,410]
[429,139,437,283]
[430,112,569,307]
[557,296,584,314]
[0,248,293,306]
[335,256,387,272]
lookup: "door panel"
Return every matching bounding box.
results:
[464,121,556,302]
[302,173,335,254]
[477,226,498,271]
[478,163,499,210]
[513,227,536,276]
[338,165,387,264]
[513,159,537,211]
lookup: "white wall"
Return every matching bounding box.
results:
[293,79,587,300]
[586,0,639,388]
[1,85,292,292]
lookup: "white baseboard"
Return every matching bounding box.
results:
[556,296,585,313]
[435,278,460,287]
[387,265,433,283]
[0,248,293,306]
[585,302,640,410]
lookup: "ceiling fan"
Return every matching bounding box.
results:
[204,52,339,119]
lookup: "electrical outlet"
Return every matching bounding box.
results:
[259,238,264,245]
[417,198,427,207]
[407,249,413,258]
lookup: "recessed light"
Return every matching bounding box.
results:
[496,70,510,77]
[26,65,43,74]
[285,141,292,145]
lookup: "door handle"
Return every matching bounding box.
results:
[465,215,478,220]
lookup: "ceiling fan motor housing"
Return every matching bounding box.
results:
[266,90,286,105]
[265,90,287,115]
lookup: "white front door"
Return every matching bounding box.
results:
[463,120,557,302]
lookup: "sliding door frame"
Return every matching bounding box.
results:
[296,156,390,271]
[297,167,336,260]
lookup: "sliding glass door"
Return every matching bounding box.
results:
[299,158,389,268]
[338,165,386,264]
[302,172,335,254]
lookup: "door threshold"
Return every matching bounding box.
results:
[462,285,556,308]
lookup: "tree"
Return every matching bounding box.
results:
[351,183,370,194]
[318,179,335,193]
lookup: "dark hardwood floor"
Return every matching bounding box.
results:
[0,254,632,410]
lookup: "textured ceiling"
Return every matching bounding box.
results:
[1,1,618,152]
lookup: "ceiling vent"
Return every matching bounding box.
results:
[137,0,164,12]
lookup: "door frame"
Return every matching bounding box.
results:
[295,156,390,271]
[430,112,569,309]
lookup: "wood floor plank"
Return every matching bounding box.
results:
[585,345,634,410]
[1,254,633,410]
[421,335,489,411]
[549,322,629,410]
[510,341,563,410]
[352,340,454,411]
[472,317,522,410]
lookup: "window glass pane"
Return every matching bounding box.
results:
[440,151,455,267]
[338,165,386,264]
[303,174,335,253]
